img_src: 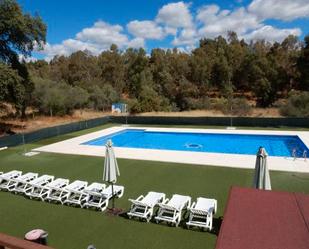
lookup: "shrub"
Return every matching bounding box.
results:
[125,98,141,114]
[230,98,252,116]
[126,85,172,113]
[182,97,211,110]
[33,78,89,116]
[280,91,309,117]
[212,97,252,116]
[88,84,119,111]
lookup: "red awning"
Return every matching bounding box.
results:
[216,187,309,249]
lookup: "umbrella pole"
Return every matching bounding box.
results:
[111,183,115,209]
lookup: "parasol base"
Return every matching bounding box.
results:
[106,208,124,216]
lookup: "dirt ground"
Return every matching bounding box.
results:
[0,110,109,135]
[0,97,280,136]
[0,107,282,136]
[137,108,281,117]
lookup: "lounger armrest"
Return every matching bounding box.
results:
[42,185,50,191]
[157,198,169,208]
[208,207,215,214]
[128,195,144,203]
[162,198,169,205]
[158,201,178,212]
[189,202,196,210]
[213,199,217,214]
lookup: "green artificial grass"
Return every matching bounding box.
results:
[0,124,309,249]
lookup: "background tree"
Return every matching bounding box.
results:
[0,0,304,118]
[297,35,309,90]
[0,63,22,102]
[0,0,46,117]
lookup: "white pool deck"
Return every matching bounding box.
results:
[33,126,309,173]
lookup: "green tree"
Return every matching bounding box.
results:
[280,91,309,117]
[98,44,125,92]
[0,0,46,117]
[0,63,22,101]
[88,84,119,111]
[297,35,309,90]
[124,48,149,98]
[33,78,89,116]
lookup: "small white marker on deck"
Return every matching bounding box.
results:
[226,127,237,130]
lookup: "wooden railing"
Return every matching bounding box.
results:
[0,233,54,249]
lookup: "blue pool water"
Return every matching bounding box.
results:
[82,129,308,157]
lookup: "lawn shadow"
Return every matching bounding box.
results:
[120,210,223,235]
[210,216,223,235]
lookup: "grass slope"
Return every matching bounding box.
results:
[0,124,309,249]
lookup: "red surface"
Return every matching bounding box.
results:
[216,187,309,249]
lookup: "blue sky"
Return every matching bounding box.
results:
[17,0,309,60]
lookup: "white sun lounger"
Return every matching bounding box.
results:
[83,184,124,211]
[128,191,166,222]
[41,178,70,202]
[186,197,217,231]
[62,180,88,207]
[11,172,38,193]
[25,175,54,199]
[0,170,23,190]
[82,182,106,211]
[102,185,124,199]
[155,194,191,227]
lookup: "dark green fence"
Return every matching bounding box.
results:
[0,116,109,148]
[110,116,309,128]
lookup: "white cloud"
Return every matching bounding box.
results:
[197,5,261,38]
[39,40,101,61]
[38,21,138,60]
[18,54,37,63]
[127,20,165,39]
[156,2,193,28]
[176,45,196,53]
[248,0,309,21]
[76,21,128,48]
[196,4,220,23]
[164,26,178,36]
[172,28,197,46]
[36,1,306,60]
[242,25,302,42]
[127,37,145,48]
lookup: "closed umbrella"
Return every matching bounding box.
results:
[253,147,271,190]
[103,139,120,210]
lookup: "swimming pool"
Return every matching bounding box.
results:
[82,129,308,157]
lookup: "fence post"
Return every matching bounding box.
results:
[22,133,26,155]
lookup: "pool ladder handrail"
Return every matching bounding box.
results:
[292,148,297,161]
[293,149,308,161]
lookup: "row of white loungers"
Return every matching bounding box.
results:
[0,170,124,212]
[128,192,217,230]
